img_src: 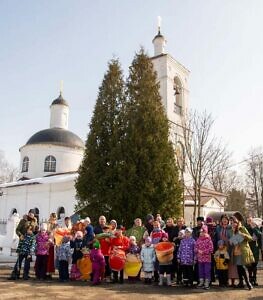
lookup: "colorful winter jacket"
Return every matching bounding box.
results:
[16,233,36,255]
[194,235,214,263]
[36,232,51,255]
[214,247,230,270]
[128,244,140,255]
[177,237,195,265]
[57,242,71,261]
[140,244,156,272]
[110,235,130,252]
[150,229,168,245]
[90,248,105,267]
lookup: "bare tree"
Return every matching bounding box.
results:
[246,148,263,217]
[0,150,18,183]
[206,152,240,194]
[182,111,230,222]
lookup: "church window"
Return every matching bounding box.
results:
[22,156,29,172]
[173,77,183,115]
[44,155,56,172]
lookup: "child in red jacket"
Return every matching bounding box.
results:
[110,225,129,283]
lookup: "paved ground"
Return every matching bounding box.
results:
[0,264,262,300]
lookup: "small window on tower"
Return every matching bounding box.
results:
[173,77,183,115]
[22,156,29,172]
[44,155,56,172]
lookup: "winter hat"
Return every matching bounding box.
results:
[146,214,154,222]
[84,217,91,224]
[179,229,185,237]
[93,240,100,249]
[28,209,35,214]
[145,237,152,244]
[200,225,208,234]
[218,240,225,246]
[185,227,193,234]
[129,235,136,242]
[110,220,117,228]
[40,223,48,231]
[206,216,213,224]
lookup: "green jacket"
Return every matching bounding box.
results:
[245,224,262,263]
[16,217,38,237]
[239,226,255,266]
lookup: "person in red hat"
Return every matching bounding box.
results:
[110,225,129,283]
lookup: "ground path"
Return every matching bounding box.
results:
[0,265,262,300]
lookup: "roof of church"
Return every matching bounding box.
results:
[51,93,68,106]
[25,128,84,149]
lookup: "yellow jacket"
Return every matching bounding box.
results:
[214,248,230,270]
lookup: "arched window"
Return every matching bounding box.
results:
[173,76,183,115]
[57,206,65,220]
[44,155,56,172]
[22,156,29,172]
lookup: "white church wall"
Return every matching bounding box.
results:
[50,104,69,129]
[19,144,83,178]
[0,178,77,221]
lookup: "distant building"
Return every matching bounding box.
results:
[0,92,84,221]
[184,187,226,225]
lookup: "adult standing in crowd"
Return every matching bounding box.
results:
[16,209,38,238]
[156,214,165,229]
[192,217,204,240]
[215,214,238,287]
[46,213,57,279]
[144,214,154,237]
[125,218,146,247]
[94,215,107,234]
[229,216,254,290]
[245,216,262,286]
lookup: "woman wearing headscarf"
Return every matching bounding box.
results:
[229,216,254,290]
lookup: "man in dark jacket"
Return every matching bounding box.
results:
[16,209,38,238]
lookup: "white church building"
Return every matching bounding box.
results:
[0,26,224,227]
[0,92,84,222]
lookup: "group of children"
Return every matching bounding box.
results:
[10,215,247,290]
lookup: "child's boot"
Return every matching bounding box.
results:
[166,274,172,286]
[158,274,164,286]
[204,279,210,290]
[197,278,204,288]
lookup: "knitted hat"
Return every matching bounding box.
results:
[218,239,225,246]
[28,209,35,214]
[179,229,185,237]
[185,227,193,234]
[84,217,91,223]
[146,214,154,222]
[40,223,48,231]
[145,237,152,244]
[206,216,213,224]
[93,240,100,249]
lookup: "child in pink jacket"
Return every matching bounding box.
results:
[194,225,214,289]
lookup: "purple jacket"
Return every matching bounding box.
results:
[90,248,105,267]
[177,237,195,265]
[36,232,50,255]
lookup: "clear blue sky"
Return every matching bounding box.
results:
[1,0,262,169]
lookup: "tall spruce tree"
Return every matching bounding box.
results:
[121,49,183,225]
[75,59,125,222]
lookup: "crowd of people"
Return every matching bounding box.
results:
[8,209,263,291]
